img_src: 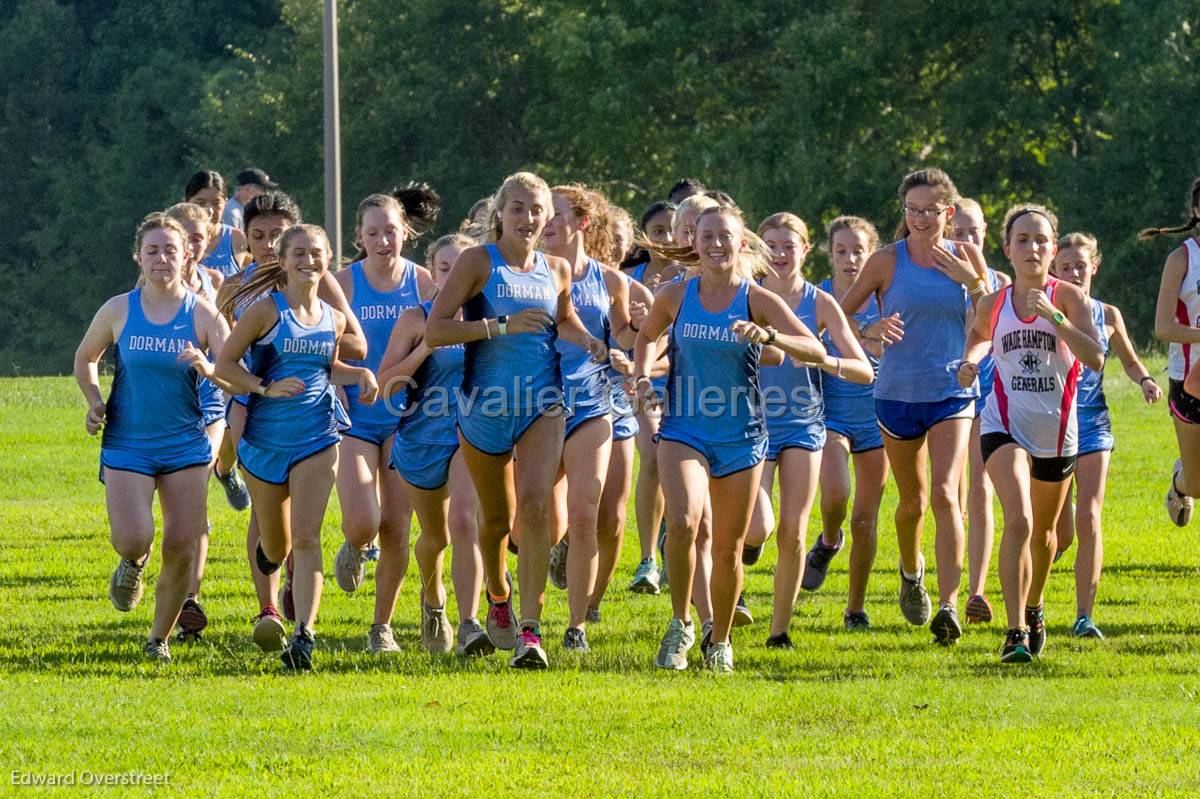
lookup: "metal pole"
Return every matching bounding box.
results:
[323,0,342,266]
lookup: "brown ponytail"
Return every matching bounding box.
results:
[1138,177,1200,241]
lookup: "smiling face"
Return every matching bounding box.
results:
[359,205,406,264]
[761,227,807,278]
[695,211,742,273]
[499,184,550,246]
[281,229,329,287]
[1051,245,1097,294]
[1004,212,1057,279]
[137,228,186,287]
[831,228,872,289]
[903,184,953,242]
[951,206,987,247]
[188,186,226,226]
[246,213,290,265]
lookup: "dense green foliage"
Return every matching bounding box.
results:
[2,368,1198,794]
[2,1,1199,373]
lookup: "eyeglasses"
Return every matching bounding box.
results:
[903,205,947,219]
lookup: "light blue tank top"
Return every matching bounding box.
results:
[103,289,205,447]
[555,259,611,412]
[759,280,823,431]
[397,302,464,445]
[1077,297,1110,414]
[201,224,241,278]
[243,292,342,451]
[661,277,764,444]
[461,244,561,410]
[819,278,879,402]
[344,259,423,426]
[875,239,977,402]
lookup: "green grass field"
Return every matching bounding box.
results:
[2,366,1198,797]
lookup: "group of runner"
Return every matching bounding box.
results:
[73,165,1199,671]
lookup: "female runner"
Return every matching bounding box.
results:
[957,205,1102,662]
[747,213,871,648]
[331,189,438,656]
[1148,178,1200,526]
[74,213,231,661]
[216,224,378,670]
[424,171,608,670]
[840,168,988,645]
[183,170,248,278]
[541,184,634,652]
[810,216,889,630]
[1052,233,1160,639]
[377,233,491,655]
[634,205,841,673]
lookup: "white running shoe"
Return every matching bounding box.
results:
[704,641,734,674]
[368,623,400,655]
[655,618,695,670]
[109,555,148,612]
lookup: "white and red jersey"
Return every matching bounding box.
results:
[980,279,1080,458]
[1167,238,1200,381]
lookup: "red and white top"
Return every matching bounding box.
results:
[980,279,1080,458]
[1168,238,1200,381]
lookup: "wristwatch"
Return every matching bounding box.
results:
[497,315,508,336]
[1051,311,1065,327]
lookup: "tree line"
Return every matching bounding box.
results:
[2,0,1197,374]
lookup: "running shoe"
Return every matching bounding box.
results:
[898,565,932,626]
[365,542,381,562]
[765,632,794,649]
[510,626,549,669]
[563,627,590,653]
[844,610,871,632]
[704,641,734,674]
[657,523,669,588]
[486,595,518,651]
[741,543,764,566]
[456,618,495,657]
[251,606,287,652]
[654,617,695,670]
[965,594,993,624]
[421,603,453,654]
[699,619,714,659]
[281,626,315,671]
[280,553,295,622]
[1000,628,1032,663]
[628,557,661,594]
[369,623,400,654]
[801,530,844,591]
[144,637,171,663]
[733,593,753,627]
[109,555,148,612]
[930,603,962,645]
[176,597,208,641]
[334,541,367,594]
[1071,615,1105,640]
[215,464,251,511]
[1166,458,1193,526]
[1025,605,1047,656]
[586,606,601,624]
[548,537,569,590]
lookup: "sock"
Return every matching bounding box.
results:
[901,555,924,581]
